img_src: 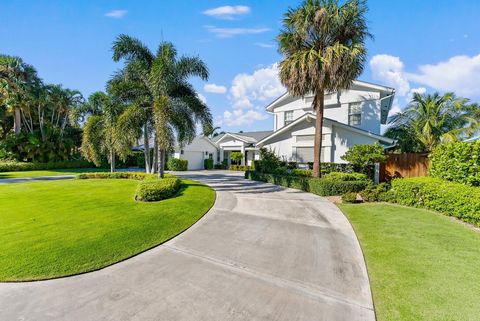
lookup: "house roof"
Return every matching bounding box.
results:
[265,79,395,112]
[256,113,395,146]
[215,130,274,145]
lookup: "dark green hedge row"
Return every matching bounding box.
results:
[390,177,480,226]
[135,178,182,202]
[77,172,154,180]
[244,170,371,196]
[429,141,480,186]
[0,160,93,172]
[167,158,188,171]
[229,165,251,171]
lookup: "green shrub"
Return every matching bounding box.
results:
[135,178,182,202]
[230,152,243,165]
[359,183,391,202]
[229,165,250,171]
[429,141,480,186]
[323,171,368,181]
[341,142,387,167]
[77,172,154,180]
[244,170,371,196]
[251,160,262,171]
[258,148,281,173]
[204,159,214,170]
[167,158,188,171]
[291,169,313,177]
[214,163,227,170]
[342,192,358,203]
[390,177,480,226]
[0,160,93,172]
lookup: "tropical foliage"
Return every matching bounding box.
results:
[0,55,84,161]
[385,92,479,152]
[341,142,387,167]
[277,0,370,177]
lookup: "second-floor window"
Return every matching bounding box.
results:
[284,111,294,126]
[348,102,362,126]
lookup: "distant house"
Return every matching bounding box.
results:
[169,80,396,170]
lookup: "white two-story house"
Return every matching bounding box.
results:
[170,80,396,170]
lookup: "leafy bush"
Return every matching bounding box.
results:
[244,170,371,196]
[323,171,368,181]
[135,178,182,202]
[214,163,227,169]
[292,169,313,177]
[204,159,214,170]
[359,183,391,202]
[167,158,188,171]
[257,148,281,173]
[429,141,480,186]
[229,165,250,171]
[77,172,154,180]
[0,160,93,172]
[390,177,480,226]
[341,142,387,167]
[342,192,358,203]
[230,152,243,165]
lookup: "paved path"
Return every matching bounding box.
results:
[0,170,374,321]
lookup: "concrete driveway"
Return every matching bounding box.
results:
[0,170,374,321]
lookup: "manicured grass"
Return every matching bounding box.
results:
[0,168,109,179]
[339,203,480,321]
[0,178,215,281]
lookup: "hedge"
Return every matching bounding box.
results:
[135,178,182,202]
[0,160,93,172]
[77,172,155,180]
[244,170,371,196]
[429,141,480,186]
[204,159,214,170]
[167,158,188,171]
[229,165,250,171]
[390,177,480,226]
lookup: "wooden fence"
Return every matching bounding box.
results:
[380,153,430,182]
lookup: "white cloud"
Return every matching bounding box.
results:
[230,63,284,109]
[221,109,268,126]
[370,54,410,96]
[197,93,207,104]
[204,83,227,94]
[204,25,270,38]
[406,54,480,98]
[254,42,275,48]
[105,10,127,18]
[406,87,426,101]
[202,5,250,20]
[388,98,402,117]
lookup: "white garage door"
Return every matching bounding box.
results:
[184,151,204,170]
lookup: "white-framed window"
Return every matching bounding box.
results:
[348,102,362,126]
[284,111,294,126]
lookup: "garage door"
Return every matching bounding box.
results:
[184,151,204,170]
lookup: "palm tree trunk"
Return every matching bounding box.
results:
[143,123,150,173]
[158,148,165,178]
[110,150,116,172]
[313,90,325,178]
[152,137,158,174]
[13,108,22,135]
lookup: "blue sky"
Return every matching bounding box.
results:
[1,0,479,132]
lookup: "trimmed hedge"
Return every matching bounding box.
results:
[323,171,368,181]
[167,158,188,171]
[135,178,182,202]
[204,159,214,170]
[77,172,154,180]
[390,177,480,226]
[244,170,371,196]
[0,160,93,172]
[429,141,480,186]
[230,165,250,171]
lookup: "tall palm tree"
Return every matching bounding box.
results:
[111,35,212,177]
[81,92,138,172]
[277,0,370,177]
[385,92,479,152]
[0,55,39,135]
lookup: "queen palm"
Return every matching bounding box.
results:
[111,35,212,177]
[277,0,370,177]
[385,92,479,152]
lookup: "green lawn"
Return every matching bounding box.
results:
[340,203,480,321]
[0,178,215,281]
[0,167,111,179]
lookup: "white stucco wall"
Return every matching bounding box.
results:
[331,125,381,163]
[173,136,218,169]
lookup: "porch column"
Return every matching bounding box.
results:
[241,145,245,166]
[219,148,224,163]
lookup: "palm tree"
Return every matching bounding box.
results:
[81,92,138,172]
[203,126,221,138]
[0,55,39,135]
[111,35,212,177]
[385,92,479,152]
[277,0,370,177]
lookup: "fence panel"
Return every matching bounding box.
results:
[380,153,429,182]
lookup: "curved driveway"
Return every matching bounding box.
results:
[0,170,374,321]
